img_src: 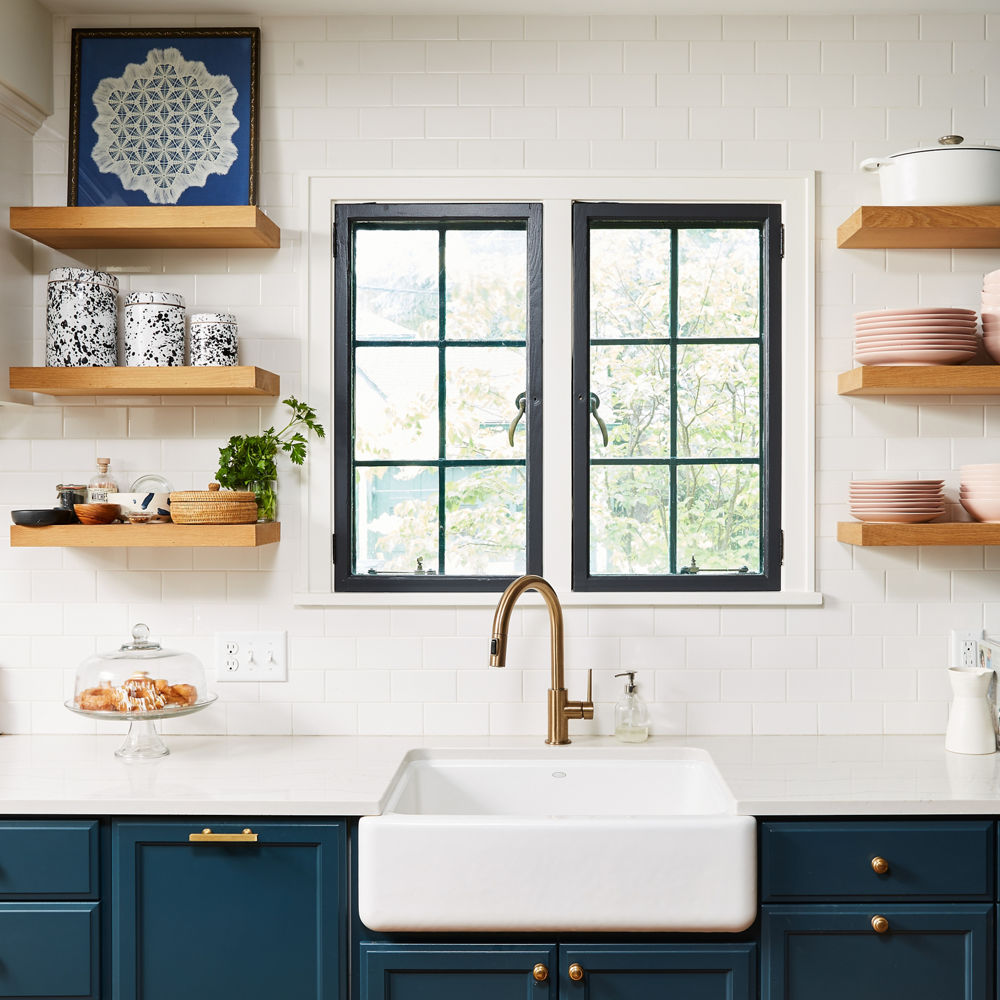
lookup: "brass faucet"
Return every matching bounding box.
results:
[490,574,594,745]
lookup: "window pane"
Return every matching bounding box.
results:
[355,465,438,575]
[591,343,671,459]
[444,466,527,575]
[675,464,761,573]
[677,228,759,340]
[676,343,760,459]
[354,347,438,461]
[355,229,438,341]
[589,464,671,575]
[445,346,526,460]
[590,228,671,340]
[445,229,527,341]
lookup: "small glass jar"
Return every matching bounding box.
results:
[46,267,119,367]
[189,312,238,366]
[124,291,185,366]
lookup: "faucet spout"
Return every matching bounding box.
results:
[490,574,592,745]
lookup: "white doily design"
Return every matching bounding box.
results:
[91,47,240,204]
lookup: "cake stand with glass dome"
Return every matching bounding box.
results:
[66,623,217,759]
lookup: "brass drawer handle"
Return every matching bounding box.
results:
[188,827,259,843]
[871,915,889,934]
[871,856,889,875]
[568,963,584,982]
[532,964,549,982]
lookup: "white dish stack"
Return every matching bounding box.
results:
[853,308,978,366]
[959,464,1000,523]
[849,480,945,523]
[982,269,1000,362]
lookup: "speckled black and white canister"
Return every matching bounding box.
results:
[123,291,185,366]
[46,267,119,367]
[189,312,238,366]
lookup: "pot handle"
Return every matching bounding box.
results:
[859,157,884,172]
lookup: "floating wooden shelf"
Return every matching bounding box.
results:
[10,366,279,396]
[9,205,280,250]
[837,205,1000,249]
[838,521,1000,546]
[838,366,1000,396]
[10,522,280,548]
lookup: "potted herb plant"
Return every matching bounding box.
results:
[215,396,325,522]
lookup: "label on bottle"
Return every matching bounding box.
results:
[88,488,109,502]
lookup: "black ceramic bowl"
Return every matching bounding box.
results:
[11,508,77,526]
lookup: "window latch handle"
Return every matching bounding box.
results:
[507,391,527,447]
[589,392,609,447]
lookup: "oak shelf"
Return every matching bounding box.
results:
[9,205,280,250]
[837,521,1000,546]
[10,522,280,548]
[838,366,1000,396]
[10,366,279,397]
[837,205,1000,249]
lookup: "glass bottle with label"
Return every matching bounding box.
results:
[87,457,119,503]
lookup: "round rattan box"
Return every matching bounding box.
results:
[168,483,258,524]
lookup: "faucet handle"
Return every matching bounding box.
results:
[586,668,592,702]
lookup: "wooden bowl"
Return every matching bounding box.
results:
[74,503,120,525]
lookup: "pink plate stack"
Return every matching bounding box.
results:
[960,464,1000,523]
[982,269,1000,362]
[854,307,978,366]
[849,479,945,523]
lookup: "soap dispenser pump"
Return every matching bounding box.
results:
[613,671,649,743]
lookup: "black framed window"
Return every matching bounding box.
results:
[572,202,782,592]
[334,203,543,593]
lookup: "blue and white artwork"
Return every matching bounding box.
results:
[70,29,259,207]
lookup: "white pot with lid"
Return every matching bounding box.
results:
[861,135,1000,206]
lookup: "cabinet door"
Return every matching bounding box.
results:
[359,943,557,1000]
[559,943,756,1000]
[762,904,992,1000]
[113,820,345,1000]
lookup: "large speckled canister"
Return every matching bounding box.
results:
[123,291,185,366]
[189,312,238,366]
[46,267,119,367]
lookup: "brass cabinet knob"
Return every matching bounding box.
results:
[532,964,549,983]
[568,964,584,982]
[871,856,889,875]
[871,915,889,934]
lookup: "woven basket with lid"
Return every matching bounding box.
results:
[168,483,258,524]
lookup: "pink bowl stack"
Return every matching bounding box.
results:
[982,269,1000,362]
[854,307,978,366]
[849,479,945,523]
[960,464,1000,523]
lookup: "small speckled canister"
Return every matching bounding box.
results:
[123,291,186,366]
[46,267,119,367]
[189,312,238,366]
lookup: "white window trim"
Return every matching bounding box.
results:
[294,171,819,608]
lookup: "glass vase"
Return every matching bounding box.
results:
[249,479,277,522]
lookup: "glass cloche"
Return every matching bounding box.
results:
[66,623,216,759]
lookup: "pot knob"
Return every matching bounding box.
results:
[939,135,965,145]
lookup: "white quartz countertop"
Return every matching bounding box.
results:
[2,733,1000,817]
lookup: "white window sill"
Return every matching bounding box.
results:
[292,591,824,608]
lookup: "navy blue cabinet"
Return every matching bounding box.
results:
[113,819,346,1000]
[359,942,756,1000]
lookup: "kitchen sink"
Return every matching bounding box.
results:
[357,746,756,933]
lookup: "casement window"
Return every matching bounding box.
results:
[332,203,543,593]
[571,202,782,593]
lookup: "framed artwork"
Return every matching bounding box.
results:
[68,27,259,207]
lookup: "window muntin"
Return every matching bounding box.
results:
[334,203,543,593]
[572,203,782,592]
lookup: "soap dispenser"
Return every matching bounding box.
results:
[613,671,649,743]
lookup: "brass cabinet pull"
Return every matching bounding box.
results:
[188,827,259,843]
[871,915,889,934]
[871,856,889,875]
[532,964,549,982]
[568,963,584,982]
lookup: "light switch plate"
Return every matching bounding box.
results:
[214,631,287,682]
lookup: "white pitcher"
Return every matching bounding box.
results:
[945,667,997,755]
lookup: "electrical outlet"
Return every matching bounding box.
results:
[214,631,287,682]
[950,629,984,669]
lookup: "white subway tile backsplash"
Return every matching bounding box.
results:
[690,41,755,74]
[558,108,622,140]
[558,41,623,73]
[393,16,457,40]
[656,74,722,107]
[656,15,721,40]
[591,74,656,107]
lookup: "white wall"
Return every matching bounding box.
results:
[1,11,998,738]
[0,0,52,114]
